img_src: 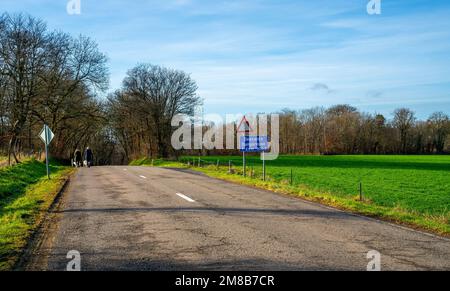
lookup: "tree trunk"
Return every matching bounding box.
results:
[7,135,20,166]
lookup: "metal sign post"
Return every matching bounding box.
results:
[45,125,49,179]
[243,151,246,177]
[262,151,266,181]
[239,135,269,179]
[39,124,54,179]
[238,116,253,178]
[238,116,271,179]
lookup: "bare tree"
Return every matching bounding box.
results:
[393,108,416,154]
[0,13,109,164]
[0,13,48,164]
[120,64,202,158]
[428,112,449,153]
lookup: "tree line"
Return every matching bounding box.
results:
[0,13,109,165]
[110,103,450,160]
[0,13,202,165]
[277,105,449,155]
[1,13,449,166]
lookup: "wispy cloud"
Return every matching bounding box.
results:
[311,83,334,94]
[1,0,449,118]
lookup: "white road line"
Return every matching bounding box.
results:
[123,169,127,171]
[139,175,147,179]
[176,193,196,203]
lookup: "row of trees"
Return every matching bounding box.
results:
[0,13,202,165]
[0,13,110,165]
[278,105,450,155]
[108,102,450,162]
[1,13,448,166]
[108,64,202,161]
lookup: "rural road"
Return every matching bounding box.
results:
[32,166,450,271]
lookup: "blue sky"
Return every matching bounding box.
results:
[1,0,450,119]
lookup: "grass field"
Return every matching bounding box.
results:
[139,155,450,235]
[0,160,73,270]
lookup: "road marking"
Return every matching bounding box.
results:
[139,175,147,179]
[123,169,127,171]
[176,193,196,203]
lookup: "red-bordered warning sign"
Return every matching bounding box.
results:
[237,116,253,134]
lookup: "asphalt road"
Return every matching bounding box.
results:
[37,166,450,271]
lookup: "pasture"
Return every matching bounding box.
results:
[180,155,450,233]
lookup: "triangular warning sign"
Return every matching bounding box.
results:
[237,116,253,133]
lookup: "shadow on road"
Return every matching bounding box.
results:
[46,249,351,271]
[56,207,356,220]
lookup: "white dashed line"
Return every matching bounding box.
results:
[139,175,147,179]
[176,193,196,203]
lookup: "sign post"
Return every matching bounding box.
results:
[243,151,246,177]
[238,116,252,177]
[238,116,270,179]
[39,125,54,179]
[262,151,266,181]
[239,135,269,179]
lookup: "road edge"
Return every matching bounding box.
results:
[165,167,450,241]
[13,171,74,271]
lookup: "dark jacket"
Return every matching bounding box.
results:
[85,149,93,162]
[75,150,82,162]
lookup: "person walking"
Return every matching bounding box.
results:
[74,149,82,168]
[84,147,94,168]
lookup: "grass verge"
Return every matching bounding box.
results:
[0,156,7,167]
[129,157,188,168]
[0,160,74,270]
[131,158,450,237]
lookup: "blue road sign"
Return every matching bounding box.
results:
[240,136,269,153]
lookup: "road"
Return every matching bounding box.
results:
[33,166,450,271]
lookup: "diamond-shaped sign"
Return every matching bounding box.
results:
[39,125,54,146]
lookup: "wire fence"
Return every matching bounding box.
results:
[180,157,293,184]
[178,157,366,201]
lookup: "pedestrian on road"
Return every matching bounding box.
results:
[74,149,82,168]
[84,147,94,168]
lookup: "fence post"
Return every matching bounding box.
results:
[243,152,246,177]
[262,153,266,181]
[228,160,232,173]
[290,169,293,185]
[360,182,363,201]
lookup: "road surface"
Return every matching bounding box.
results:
[32,166,450,271]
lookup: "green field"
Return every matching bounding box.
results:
[176,155,450,235]
[0,160,73,270]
